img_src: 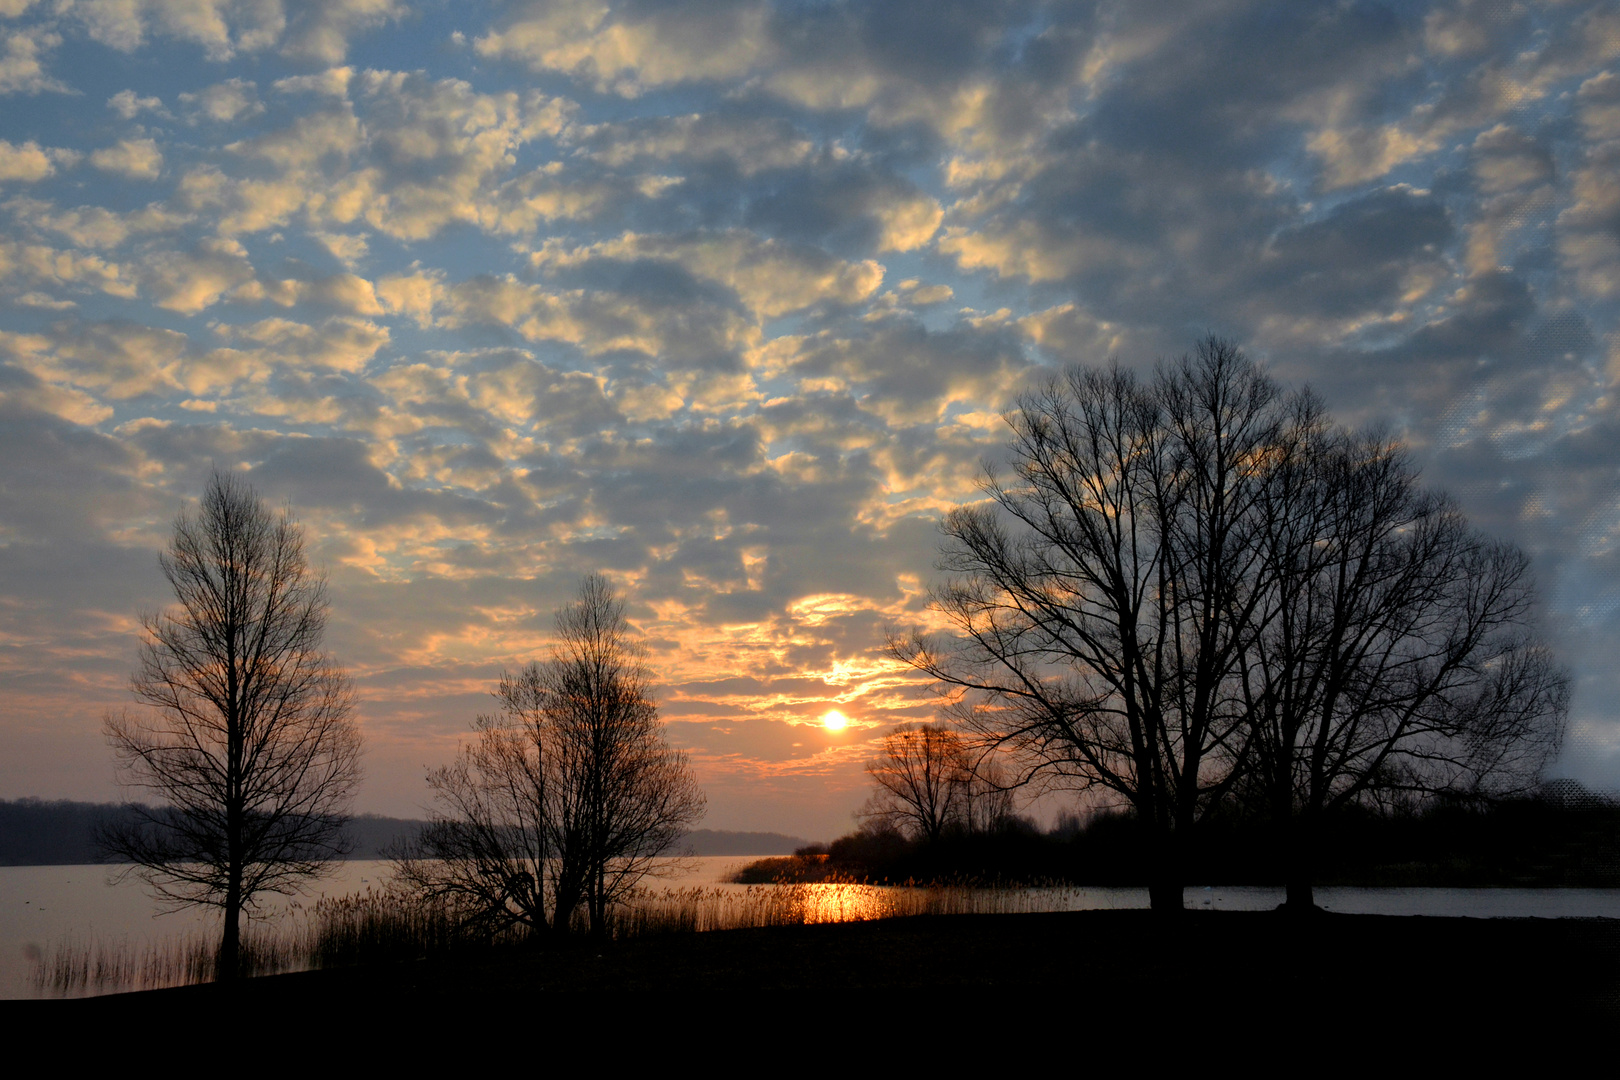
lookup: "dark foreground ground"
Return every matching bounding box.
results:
[40,910,1620,1037]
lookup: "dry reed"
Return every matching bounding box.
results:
[29,924,299,997]
[28,879,1098,996]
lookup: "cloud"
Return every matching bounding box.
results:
[273,66,354,98]
[1250,186,1452,324]
[0,25,66,94]
[0,236,136,297]
[376,268,443,327]
[1304,3,1620,190]
[764,312,1031,427]
[372,348,623,443]
[5,196,187,249]
[213,315,389,374]
[476,0,771,97]
[741,152,943,253]
[281,0,404,64]
[575,111,814,174]
[177,163,320,236]
[1560,72,1620,299]
[65,0,397,63]
[1559,148,1620,299]
[72,0,252,60]
[443,270,758,374]
[311,230,368,268]
[0,358,111,425]
[5,0,1620,828]
[7,318,191,399]
[343,70,573,239]
[532,229,885,320]
[177,70,575,242]
[141,237,255,313]
[107,89,166,119]
[179,78,263,123]
[0,138,54,182]
[90,138,164,180]
[232,271,386,316]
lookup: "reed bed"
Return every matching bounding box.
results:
[29,924,300,997]
[299,888,528,968]
[27,880,1096,996]
[607,880,1095,938]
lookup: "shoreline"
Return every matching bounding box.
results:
[50,908,1620,1017]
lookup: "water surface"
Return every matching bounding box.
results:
[5,860,1617,999]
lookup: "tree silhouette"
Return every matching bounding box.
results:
[860,723,1012,842]
[861,724,971,843]
[102,472,361,978]
[896,340,1294,910]
[396,574,704,936]
[895,338,1567,911]
[1238,424,1568,908]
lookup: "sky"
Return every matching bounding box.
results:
[1,0,1618,841]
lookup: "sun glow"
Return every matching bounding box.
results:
[822,709,849,731]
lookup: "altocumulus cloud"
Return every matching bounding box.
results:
[2,0,1618,837]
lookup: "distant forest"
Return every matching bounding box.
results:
[0,800,807,866]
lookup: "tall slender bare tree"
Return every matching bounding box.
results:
[102,472,361,978]
[545,574,705,935]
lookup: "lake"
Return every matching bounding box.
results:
[6,859,1620,999]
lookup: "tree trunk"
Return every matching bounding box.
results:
[219,876,241,981]
[1148,878,1183,912]
[552,876,581,934]
[1283,876,1315,910]
[1148,823,1184,913]
[1280,812,1319,913]
[589,864,608,939]
[220,774,243,980]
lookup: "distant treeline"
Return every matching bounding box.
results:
[677,829,809,856]
[733,782,1620,888]
[0,799,807,866]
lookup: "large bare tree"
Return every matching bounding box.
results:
[1239,425,1568,909]
[896,339,1296,910]
[896,338,1567,911]
[397,574,704,937]
[102,472,361,978]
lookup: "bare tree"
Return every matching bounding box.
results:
[102,472,361,978]
[896,338,1297,910]
[860,723,1014,842]
[860,724,971,843]
[392,666,556,935]
[396,575,704,937]
[1239,425,1568,909]
[548,574,705,934]
[896,338,1568,912]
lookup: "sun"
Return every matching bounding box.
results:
[822,709,849,731]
